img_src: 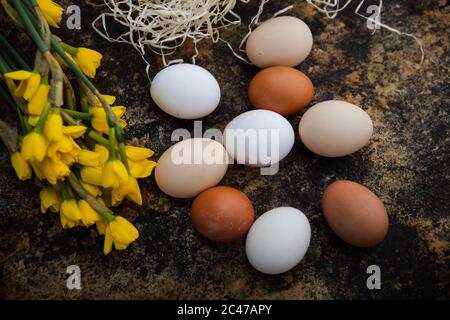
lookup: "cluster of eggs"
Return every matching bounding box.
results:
[150,16,389,275]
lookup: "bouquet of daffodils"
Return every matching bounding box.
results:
[0,0,156,254]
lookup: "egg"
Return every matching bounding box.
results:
[224,110,295,167]
[191,186,254,242]
[150,64,221,119]
[322,180,389,247]
[248,66,314,115]
[299,100,373,157]
[155,138,228,198]
[245,16,313,68]
[246,207,311,274]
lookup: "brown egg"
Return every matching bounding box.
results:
[322,180,388,247]
[248,66,314,116]
[191,186,255,242]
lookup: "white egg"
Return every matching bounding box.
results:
[224,110,295,167]
[299,100,373,157]
[151,64,221,119]
[246,207,311,275]
[155,138,229,198]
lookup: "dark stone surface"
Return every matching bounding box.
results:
[0,1,448,299]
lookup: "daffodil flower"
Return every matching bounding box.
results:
[125,145,154,160]
[129,159,157,178]
[28,83,50,115]
[78,199,102,227]
[21,131,48,162]
[103,216,139,255]
[10,151,32,181]
[94,144,109,164]
[111,176,143,206]
[77,149,101,167]
[62,125,87,138]
[80,166,103,186]
[101,159,129,188]
[53,51,75,69]
[40,157,70,184]
[40,186,61,213]
[4,70,41,100]
[44,108,63,142]
[90,106,127,134]
[73,48,103,78]
[37,0,64,28]
[60,199,81,228]
[80,181,102,197]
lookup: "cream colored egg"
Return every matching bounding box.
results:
[299,100,373,157]
[245,16,313,68]
[155,138,229,198]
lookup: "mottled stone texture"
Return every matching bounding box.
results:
[0,1,448,299]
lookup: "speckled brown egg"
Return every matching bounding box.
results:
[191,186,255,242]
[322,180,389,247]
[248,66,314,116]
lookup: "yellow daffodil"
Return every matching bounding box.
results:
[94,144,109,164]
[60,199,81,228]
[78,199,102,227]
[60,151,77,166]
[47,135,73,157]
[95,94,116,106]
[37,0,64,28]
[101,159,129,188]
[41,157,70,184]
[80,166,103,186]
[40,186,61,213]
[96,219,107,235]
[80,181,102,197]
[90,106,126,134]
[4,70,41,100]
[77,149,101,167]
[73,48,103,78]
[103,216,139,255]
[30,160,45,180]
[44,109,63,142]
[111,176,142,206]
[125,145,154,160]
[129,159,156,178]
[28,83,50,115]
[62,125,87,138]
[21,131,48,162]
[10,151,32,181]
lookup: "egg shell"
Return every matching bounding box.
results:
[322,180,389,247]
[150,64,221,119]
[299,100,373,157]
[248,66,314,115]
[245,16,313,68]
[246,207,311,274]
[224,110,295,167]
[155,138,228,198]
[191,186,254,242]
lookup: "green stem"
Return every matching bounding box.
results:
[67,172,115,223]
[0,51,18,70]
[51,37,96,92]
[0,53,11,73]
[57,181,71,200]
[108,127,116,160]
[34,101,51,133]
[59,42,78,56]
[11,0,48,53]
[0,34,30,70]
[59,108,110,147]
[62,109,92,121]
